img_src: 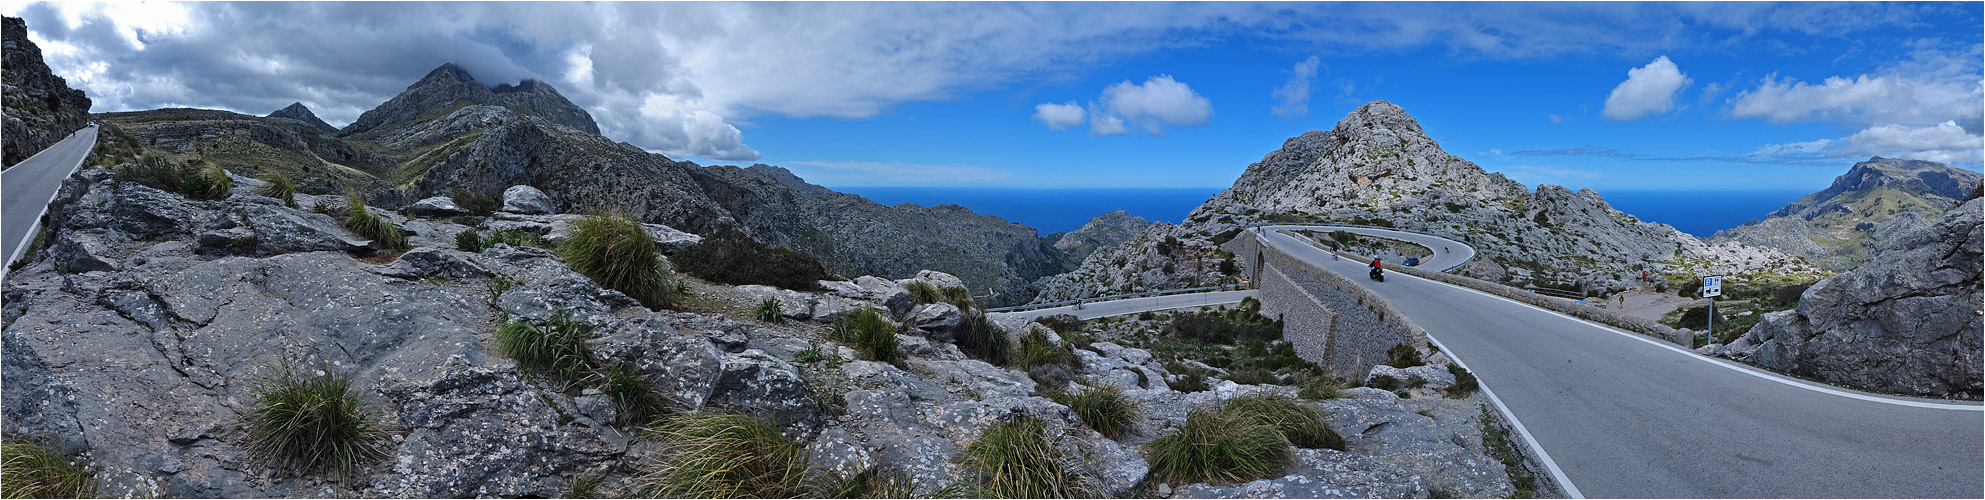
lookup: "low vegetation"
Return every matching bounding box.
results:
[753,298,785,323]
[1218,392,1343,451]
[560,210,680,310]
[450,189,499,216]
[831,307,904,366]
[456,229,545,253]
[1144,405,1293,485]
[813,467,917,499]
[602,363,667,425]
[640,412,807,498]
[257,171,297,207]
[674,225,833,292]
[1444,364,1479,398]
[241,363,388,480]
[342,195,409,251]
[1048,384,1140,440]
[954,418,1093,498]
[1298,375,1345,400]
[114,155,233,201]
[1167,297,1280,344]
[1480,406,1538,498]
[1,441,94,498]
[955,312,1013,366]
[493,315,595,386]
[1385,343,1424,369]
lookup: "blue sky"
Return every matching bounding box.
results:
[7,1,1981,192]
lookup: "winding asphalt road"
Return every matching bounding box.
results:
[3,124,98,276]
[1257,227,1983,498]
[1000,290,1257,322]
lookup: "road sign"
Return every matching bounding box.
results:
[1702,275,1722,298]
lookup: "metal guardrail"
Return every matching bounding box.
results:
[988,284,1240,313]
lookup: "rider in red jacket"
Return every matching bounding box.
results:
[1371,258,1383,270]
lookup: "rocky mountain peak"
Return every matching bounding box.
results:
[3,16,93,166]
[264,101,337,133]
[1713,157,1980,270]
[1334,100,1425,138]
[341,63,600,137]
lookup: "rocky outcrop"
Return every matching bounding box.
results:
[1034,100,1823,302]
[1047,209,1153,265]
[1724,198,1983,397]
[265,102,338,134]
[3,16,92,167]
[1711,157,1983,271]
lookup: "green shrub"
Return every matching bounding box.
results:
[754,298,785,323]
[1443,364,1479,398]
[241,363,388,479]
[450,189,499,217]
[1218,392,1343,451]
[956,312,1012,366]
[1385,343,1423,369]
[1226,367,1283,386]
[1367,374,1405,391]
[560,211,678,310]
[603,363,666,425]
[258,172,297,206]
[1034,314,1086,335]
[455,229,487,253]
[1050,384,1140,440]
[641,412,806,498]
[942,286,975,312]
[1144,407,1292,485]
[486,229,543,248]
[342,196,409,251]
[1,441,93,498]
[1167,363,1212,393]
[673,225,832,292]
[114,155,197,193]
[1168,298,1282,344]
[831,308,903,365]
[955,418,1092,498]
[493,315,594,385]
[181,164,233,201]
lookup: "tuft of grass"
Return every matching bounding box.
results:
[906,280,944,304]
[955,312,1012,366]
[640,412,806,498]
[560,210,680,310]
[955,418,1092,498]
[1385,343,1423,369]
[1218,392,1344,451]
[450,189,499,217]
[342,195,409,250]
[1226,367,1283,386]
[795,348,822,364]
[258,171,297,207]
[1,441,93,498]
[181,163,233,201]
[754,298,785,323]
[493,315,595,385]
[941,286,975,312]
[813,468,917,499]
[603,363,667,426]
[1049,384,1140,440]
[241,363,388,480]
[1143,406,1293,485]
[1165,361,1212,393]
[831,307,903,365]
[567,470,606,498]
[1015,328,1076,372]
[1298,376,1345,400]
[486,229,543,249]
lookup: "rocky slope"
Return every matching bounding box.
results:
[1722,197,1982,397]
[4,164,1513,497]
[1046,209,1154,266]
[92,64,1068,305]
[266,102,338,133]
[1034,101,1824,302]
[2,16,92,167]
[1711,157,1982,271]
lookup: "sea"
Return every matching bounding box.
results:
[832,187,1811,238]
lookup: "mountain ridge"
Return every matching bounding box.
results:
[3,16,93,167]
[1710,156,1982,270]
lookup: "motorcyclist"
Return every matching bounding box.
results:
[1370,258,1383,271]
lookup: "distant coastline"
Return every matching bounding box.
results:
[839,186,1812,238]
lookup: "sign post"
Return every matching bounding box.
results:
[1702,275,1723,346]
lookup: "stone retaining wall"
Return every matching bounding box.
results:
[1229,230,1428,381]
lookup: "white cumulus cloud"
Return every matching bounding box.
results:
[1032,101,1085,130]
[1836,121,1983,165]
[1271,56,1320,118]
[1602,55,1692,121]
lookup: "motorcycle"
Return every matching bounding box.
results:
[1369,267,1384,282]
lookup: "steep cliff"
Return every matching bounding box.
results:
[1724,197,1982,397]
[1711,157,1982,271]
[2,16,92,167]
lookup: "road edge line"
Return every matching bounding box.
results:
[1413,268,1984,411]
[3,126,95,282]
[1427,333,1586,499]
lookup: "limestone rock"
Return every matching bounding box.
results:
[409,196,467,216]
[500,185,555,214]
[3,16,92,167]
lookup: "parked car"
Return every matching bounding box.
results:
[1404,257,1421,267]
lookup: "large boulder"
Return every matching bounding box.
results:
[409,196,467,216]
[1320,397,1515,498]
[1728,198,1983,397]
[500,185,555,214]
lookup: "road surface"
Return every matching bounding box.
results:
[3,124,98,275]
[999,290,1257,321]
[1259,227,1982,498]
[1255,223,1474,272]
